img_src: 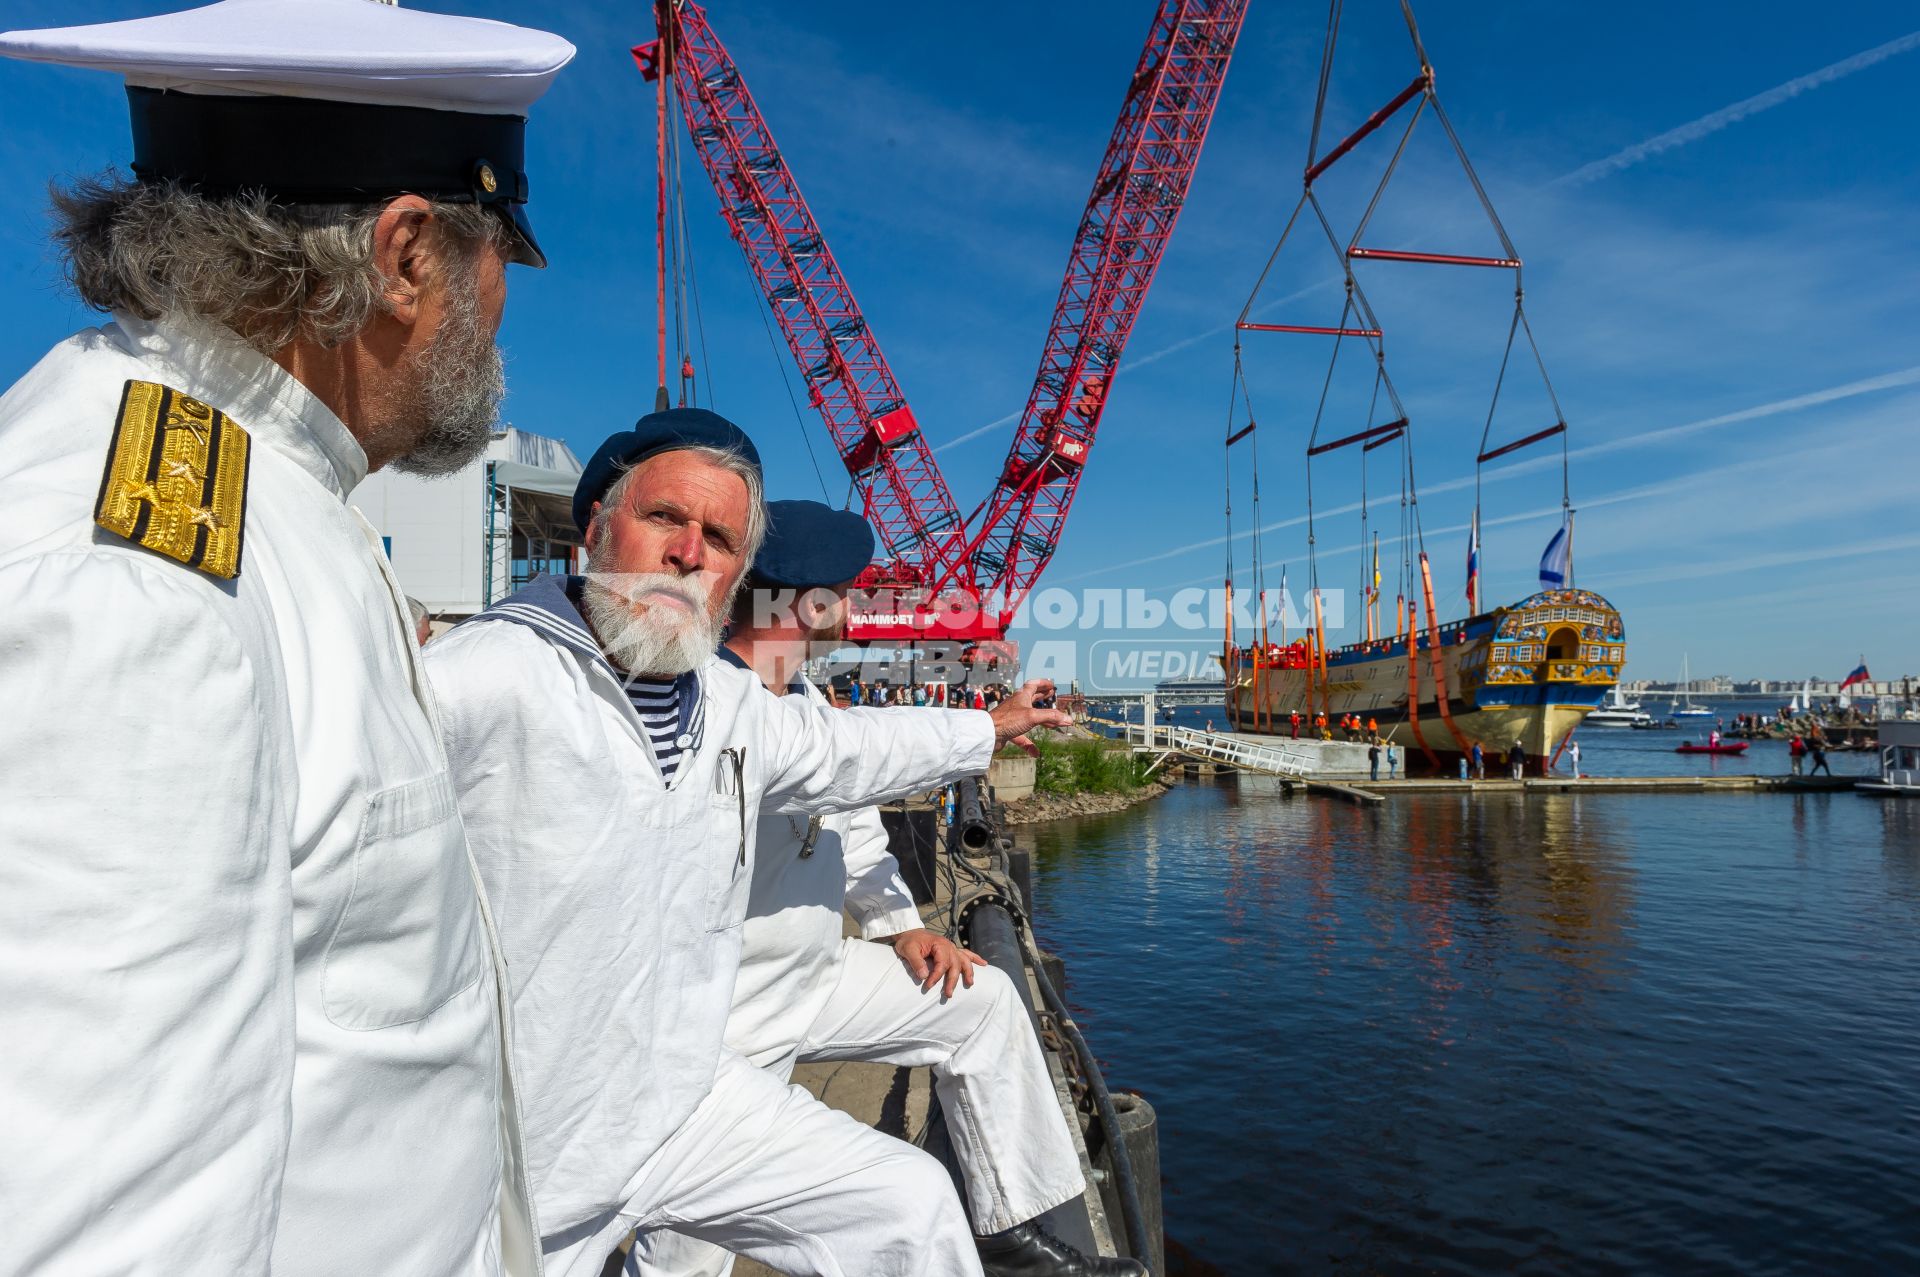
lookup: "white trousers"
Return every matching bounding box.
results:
[545,1048,981,1277]
[629,939,1086,1277]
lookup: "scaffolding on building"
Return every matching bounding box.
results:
[483,457,582,608]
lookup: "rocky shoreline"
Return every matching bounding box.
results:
[1000,778,1174,826]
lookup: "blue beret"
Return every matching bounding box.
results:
[573,408,761,532]
[750,500,875,589]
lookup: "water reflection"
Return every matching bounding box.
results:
[1878,801,1920,909]
[1025,782,1920,1275]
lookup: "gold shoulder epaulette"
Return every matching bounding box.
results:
[93,379,251,580]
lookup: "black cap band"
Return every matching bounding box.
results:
[126,85,544,266]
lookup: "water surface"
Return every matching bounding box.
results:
[1025,766,1919,1274]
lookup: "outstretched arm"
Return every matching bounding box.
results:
[758,680,1069,817]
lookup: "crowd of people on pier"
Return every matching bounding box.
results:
[845,677,1025,711]
[0,6,1143,1277]
[1272,705,1560,783]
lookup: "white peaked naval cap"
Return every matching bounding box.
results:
[0,0,577,265]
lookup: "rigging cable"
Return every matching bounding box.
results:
[1305,0,1344,169]
[746,280,833,503]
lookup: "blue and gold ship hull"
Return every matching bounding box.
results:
[1228,588,1626,770]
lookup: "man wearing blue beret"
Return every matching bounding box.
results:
[427,411,1074,1277]
[631,499,1143,1277]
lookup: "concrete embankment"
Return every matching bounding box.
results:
[1002,779,1174,825]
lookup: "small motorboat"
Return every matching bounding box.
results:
[1675,741,1748,755]
[1858,718,1919,797]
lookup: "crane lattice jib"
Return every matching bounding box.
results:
[956,0,1249,624]
[642,1,966,583]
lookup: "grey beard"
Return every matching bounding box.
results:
[389,261,506,477]
[581,563,726,678]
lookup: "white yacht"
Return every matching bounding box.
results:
[1586,686,1654,728]
[1672,653,1715,719]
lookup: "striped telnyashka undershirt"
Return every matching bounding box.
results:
[625,677,684,782]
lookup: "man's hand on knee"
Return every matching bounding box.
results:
[883,928,988,998]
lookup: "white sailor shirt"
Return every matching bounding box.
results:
[0,314,537,1277]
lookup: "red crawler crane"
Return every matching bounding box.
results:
[635,4,968,600]
[638,1,1248,647]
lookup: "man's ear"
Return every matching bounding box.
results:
[583,502,604,554]
[371,194,437,327]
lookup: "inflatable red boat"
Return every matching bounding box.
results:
[1675,741,1749,755]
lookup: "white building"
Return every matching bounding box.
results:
[351,427,584,622]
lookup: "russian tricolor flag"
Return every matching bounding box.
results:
[1466,510,1480,613]
[1839,661,1871,691]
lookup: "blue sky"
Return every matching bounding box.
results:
[1,1,1915,682]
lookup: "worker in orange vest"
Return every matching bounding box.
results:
[1289,709,1300,739]
[1366,715,1378,739]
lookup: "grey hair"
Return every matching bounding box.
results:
[593,445,768,564]
[406,596,430,628]
[49,173,506,353]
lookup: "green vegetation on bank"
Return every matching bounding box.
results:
[1029,738,1160,795]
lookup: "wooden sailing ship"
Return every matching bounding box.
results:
[1219,0,1623,772]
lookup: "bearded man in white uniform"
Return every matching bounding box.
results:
[0,3,574,1273]
[634,500,1144,1277]
[426,413,1074,1277]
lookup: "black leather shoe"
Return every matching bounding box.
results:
[975,1221,1150,1277]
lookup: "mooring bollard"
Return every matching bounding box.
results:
[1006,843,1033,911]
[1111,1092,1163,1275]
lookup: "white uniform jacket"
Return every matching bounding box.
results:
[0,316,536,1276]
[424,578,995,1241]
[722,669,923,1069]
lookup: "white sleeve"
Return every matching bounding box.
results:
[839,805,923,939]
[756,690,995,817]
[0,552,294,1274]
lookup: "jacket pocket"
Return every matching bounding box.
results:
[705,783,750,934]
[323,772,487,1030]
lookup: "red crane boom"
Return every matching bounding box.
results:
[637,2,967,587]
[955,0,1248,627]
[639,1,1247,645]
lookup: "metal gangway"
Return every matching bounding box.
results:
[1146,722,1311,778]
[1090,697,1313,779]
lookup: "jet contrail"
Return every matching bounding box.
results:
[1552,29,1920,187]
[1053,364,1920,584]
[1566,365,1920,460]
[933,412,1019,454]
[937,32,1919,453]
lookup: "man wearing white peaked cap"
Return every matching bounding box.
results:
[0,2,571,1274]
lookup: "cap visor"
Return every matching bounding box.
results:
[501,203,546,268]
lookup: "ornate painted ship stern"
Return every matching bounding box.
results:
[1455,588,1626,766]
[1227,588,1626,773]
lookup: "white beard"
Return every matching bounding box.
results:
[581,565,725,678]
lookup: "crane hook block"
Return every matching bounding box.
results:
[842,404,922,474]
